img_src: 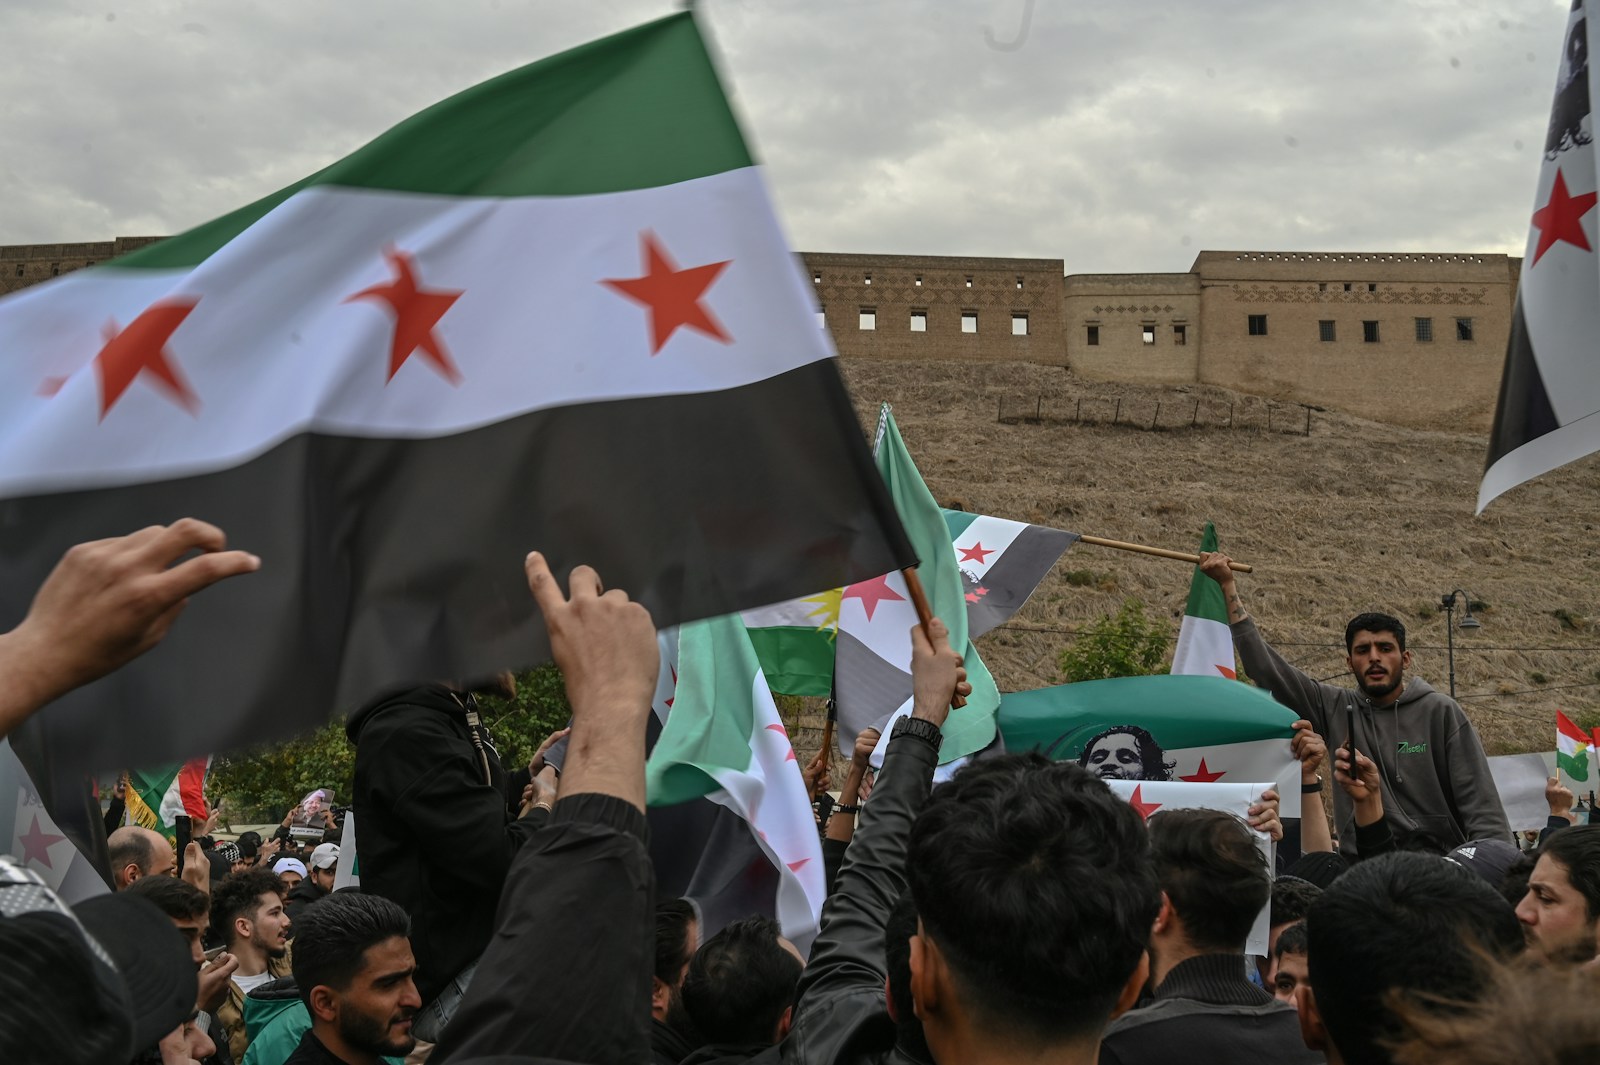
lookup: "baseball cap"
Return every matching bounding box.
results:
[1444,838,1521,887]
[273,857,308,878]
[309,843,340,870]
[0,856,196,1063]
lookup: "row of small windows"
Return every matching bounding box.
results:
[815,272,1027,290]
[1248,314,1473,342]
[832,308,1030,335]
[10,262,89,277]
[1083,324,1187,346]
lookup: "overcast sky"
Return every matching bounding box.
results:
[0,0,1572,274]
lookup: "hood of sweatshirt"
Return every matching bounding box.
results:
[345,683,467,744]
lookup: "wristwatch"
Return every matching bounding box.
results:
[892,715,944,753]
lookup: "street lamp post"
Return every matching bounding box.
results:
[1439,589,1482,700]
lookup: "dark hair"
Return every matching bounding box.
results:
[1345,612,1406,653]
[1537,825,1600,920]
[654,898,698,986]
[884,893,929,1062]
[1307,852,1523,1065]
[1273,920,1308,961]
[681,916,801,1047]
[124,874,209,922]
[107,828,156,876]
[907,754,1159,1045]
[291,893,411,1009]
[236,831,263,860]
[210,868,285,946]
[1271,876,1322,928]
[1499,852,1538,909]
[1077,724,1175,781]
[1149,808,1269,952]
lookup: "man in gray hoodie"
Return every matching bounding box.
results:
[1199,552,1509,856]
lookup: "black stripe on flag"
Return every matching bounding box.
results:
[0,360,912,773]
[1484,296,1560,471]
[833,628,913,753]
[961,525,1077,638]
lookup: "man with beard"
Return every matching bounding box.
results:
[283,894,421,1065]
[1200,553,1508,857]
[213,868,294,1061]
[1515,824,1600,966]
[651,898,702,1065]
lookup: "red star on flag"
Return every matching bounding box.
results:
[1180,758,1226,783]
[1127,785,1162,821]
[601,232,732,354]
[18,814,66,868]
[766,722,798,762]
[345,247,464,384]
[94,298,202,419]
[958,542,994,563]
[842,573,906,622]
[1530,168,1598,265]
[665,664,678,709]
[786,858,811,872]
[1215,664,1237,680]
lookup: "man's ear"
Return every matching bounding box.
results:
[908,928,940,1022]
[775,1004,794,1042]
[1151,892,1174,936]
[650,975,669,1017]
[883,975,898,1022]
[117,863,141,886]
[308,985,339,1024]
[234,915,253,945]
[1401,648,1413,671]
[1110,950,1150,1020]
[1295,984,1328,1052]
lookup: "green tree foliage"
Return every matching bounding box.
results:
[211,664,572,824]
[1057,600,1172,683]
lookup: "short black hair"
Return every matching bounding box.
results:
[1346,612,1406,653]
[654,898,698,986]
[681,916,800,1047]
[1149,808,1269,953]
[1307,852,1523,1065]
[124,874,209,922]
[1077,724,1175,781]
[907,754,1159,1045]
[884,893,929,1062]
[1271,876,1322,927]
[291,893,411,1010]
[236,831,263,860]
[210,868,285,946]
[1499,851,1537,909]
[1273,920,1308,961]
[1537,825,1600,920]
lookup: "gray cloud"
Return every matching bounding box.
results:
[0,0,1572,273]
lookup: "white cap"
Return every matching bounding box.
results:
[309,843,340,871]
[272,857,308,878]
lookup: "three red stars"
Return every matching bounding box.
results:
[1179,758,1227,783]
[841,574,906,622]
[602,232,732,354]
[1531,167,1598,265]
[1127,785,1162,821]
[345,247,464,384]
[958,542,994,564]
[94,298,202,419]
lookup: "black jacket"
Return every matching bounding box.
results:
[778,727,938,1065]
[651,1017,700,1065]
[284,877,329,925]
[1099,954,1323,1065]
[347,684,545,1007]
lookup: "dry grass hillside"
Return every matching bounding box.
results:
[838,358,1600,757]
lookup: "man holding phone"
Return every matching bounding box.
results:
[1199,553,1509,856]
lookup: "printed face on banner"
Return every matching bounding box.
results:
[1078,726,1175,781]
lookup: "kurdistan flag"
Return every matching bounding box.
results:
[0,12,911,775]
[646,617,826,952]
[833,407,1001,763]
[1557,710,1591,782]
[1478,7,1600,512]
[1169,522,1238,679]
[125,757,211,837]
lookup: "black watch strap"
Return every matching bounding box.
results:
[892,715,944,752]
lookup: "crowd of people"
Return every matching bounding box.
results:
[0,520,1598,1065]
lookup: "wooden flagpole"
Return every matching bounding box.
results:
[1077,534,1252,572]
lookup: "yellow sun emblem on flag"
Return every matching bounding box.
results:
[803,588,843,639]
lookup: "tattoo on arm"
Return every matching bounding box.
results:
[1227,593,1247,621]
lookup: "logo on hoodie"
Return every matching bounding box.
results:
[1397,740,1428,756]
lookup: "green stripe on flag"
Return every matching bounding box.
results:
[1183,522,1225,620]
[109,12,751,272]
[647,614,763,807]
[942,509,980,540]
[744,626,834,698]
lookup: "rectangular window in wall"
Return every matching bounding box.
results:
[1368,283,1377,293]
[1319,320,1336,342]
[1363,320,1380,343]
[1415,317,1433,341]
[859,309,876,331]
[1174,324,1187,345]
[1016,277,1024,290]
[1141,325,1156,344]
[1248,314,1268,336]
[1343,283,1352,292]
[816,309,825,329]
[961,312,978,333]
[813,272,821,284]
[1012,313,1028,336]
[910,311,927,332]
[964,276,973,289]
[864,273,872,285]
[1087,325,1100,346]
[914,276,922,286]
[1456,317,1474,341]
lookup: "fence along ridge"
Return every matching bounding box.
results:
[996,393,1316,435]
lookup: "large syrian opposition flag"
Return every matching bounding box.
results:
[124,758,210,838]
[945,509,1076,638]
[998,674,1304,815]
[645,622,826,953]
[1479,7,1600,512]
[1557,710,1592,782]
[1169,523,1238,679]
[833,407,1001,764]
[0,741,108,903]
[0,12,911,774]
